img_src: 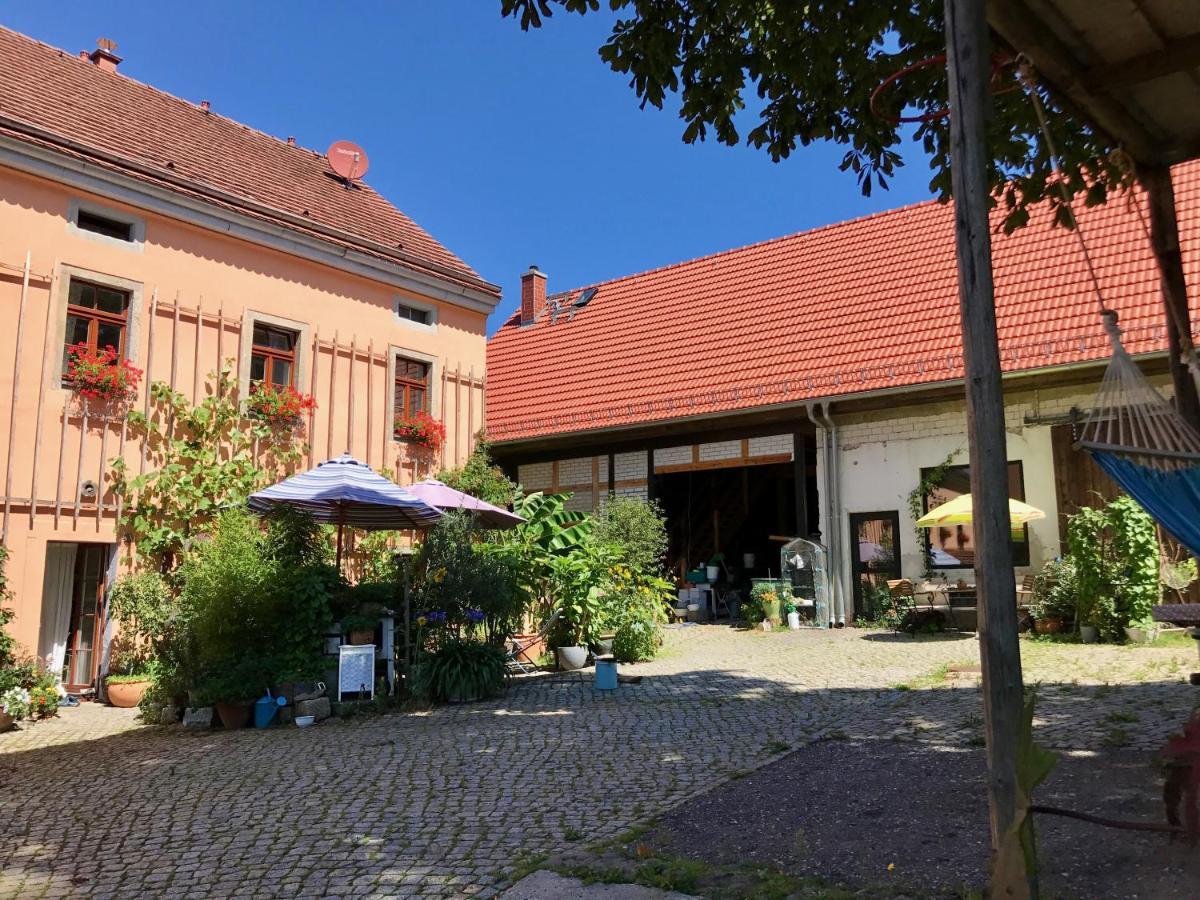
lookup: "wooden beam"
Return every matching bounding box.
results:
[1140,164,1200,431]
[945,1,1032,896]
[653,453,793,475]
[2,251,30,541]
[987,0,1163,163]
[793,431,809,534]
[1084,32,1200,91]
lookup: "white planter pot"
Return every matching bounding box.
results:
[761,620,772,632]
[1079,625,1099,643]
[706,565,720,582]
[557,646,589,671]
[787,611,802,630]
[743,553,756,569]
[1124,626,1152,644]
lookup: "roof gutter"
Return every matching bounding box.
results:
[806,402,848,626]
[0,114,502,309]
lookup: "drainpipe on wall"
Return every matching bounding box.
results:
[806,403,847,626]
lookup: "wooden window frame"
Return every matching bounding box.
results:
[393,356,431,424]
[62,278,132,383]
[250,323,299,389]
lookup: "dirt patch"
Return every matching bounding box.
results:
[638,737,1200,898]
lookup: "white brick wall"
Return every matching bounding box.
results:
[614,451,647,481]
[698,440,741,461]
[748,434,794,457]
[558,456,594,486]
[518,462,552,490]
[654,445,691,467]
[564,490,594,513]
[613,484,648,502]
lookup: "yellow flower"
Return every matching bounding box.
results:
[887,863,895,872]
[416,616,427,627]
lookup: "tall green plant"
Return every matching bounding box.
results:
[593,495,668,575]
[496,491,593,616]
[111,366,306,570]
[436,436,519,507]
[0,545,16,678]
[1067,496,1159,638]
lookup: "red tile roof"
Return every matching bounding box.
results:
[487,162,1200,443]
[0,27,497,298]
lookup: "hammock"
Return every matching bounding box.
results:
[1077,312,1200,557]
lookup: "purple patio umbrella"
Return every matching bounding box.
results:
[405,478,525,529]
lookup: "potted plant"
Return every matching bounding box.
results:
[106,672,154,708]
[394,410,446,453]
[1031,559,1077,636]
[64,342,142,404]
[342,611,380,646]
[548,546,610,670]
[1,686,30,731]
[786,600,802,630]
[244,382,318,429]
[750,581,783,627]
[706,553,724,583]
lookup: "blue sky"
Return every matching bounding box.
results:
[10,2,936,332]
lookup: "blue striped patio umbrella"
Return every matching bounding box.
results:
[248,453,443,567]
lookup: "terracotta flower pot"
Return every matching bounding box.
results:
[1034,617,1065,635]
[214,701,253,729]
[512,633,546,665]
[106,679,151,708]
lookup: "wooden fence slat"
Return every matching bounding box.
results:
[327,332,339,461]
[53,404,68,527]
[138,289,159,480]
[454,362,462,470]
[29,264,57,527]
[308,328,320,468]
[467,365,475,459]
[192,299,202,404]
[2,251,31,540]
[73,402,88,527]
[348,336,357,458]
[439,361,448,471]
[366,340,374,469]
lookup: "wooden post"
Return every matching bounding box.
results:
[943,1,1032,896]
[439,362,448,471]
[327,332,338,461]
[29,268,55,527]
[366,340,374,469]
[467,366,475,458]
[137,290,159,481]
[348,337,357,458]
[308,329,320,468]
[1140,164,1200,432]
[2,251,30,541]
[793,431,809,534]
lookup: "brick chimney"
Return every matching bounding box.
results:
[520,265,547,325]
[88,39,122,73]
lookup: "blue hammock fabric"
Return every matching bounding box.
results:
[1090,452,1200,558]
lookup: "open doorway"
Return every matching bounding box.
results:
[38,542,114,693]
[654,459,816,583]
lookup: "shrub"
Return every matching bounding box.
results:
[436,437,518,507]
[108,571,174,677]
[1030,558,1079,623]
[413,639,507,703]
[592,496,668,575]
[174,508,340,703]
[612,611,658,662]
[1067,496,1159,638]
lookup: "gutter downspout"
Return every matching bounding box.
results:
[806,403,847,626]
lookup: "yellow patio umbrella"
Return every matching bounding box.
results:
[915,493,1046,528]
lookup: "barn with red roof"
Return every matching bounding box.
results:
[486,168,1199,620]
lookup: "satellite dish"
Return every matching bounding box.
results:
[327,140,369,182]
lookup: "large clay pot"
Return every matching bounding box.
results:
[512,633,546,665]
[106,679,151,708]
[214,701,253,729]
[0,711,14,732]
[557,646,588,671]
[1034,617,1065,635]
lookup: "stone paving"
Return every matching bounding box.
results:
[1,626,1196,899]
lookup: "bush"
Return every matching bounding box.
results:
[175,508,341,703]
[413,639,507,703]
[592,496,668,575]
[1030,558,1079,623]
[1067,496,1159,638]
[436,437,518,507]
[108,571,174,677]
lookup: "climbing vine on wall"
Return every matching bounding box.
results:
[906,450,961,579]
[111,365,307,571]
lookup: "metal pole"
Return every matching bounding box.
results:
[944,1,1031,896]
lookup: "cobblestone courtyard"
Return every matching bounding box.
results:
[2,626,1197,898]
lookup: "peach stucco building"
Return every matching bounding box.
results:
[0,29,500,692]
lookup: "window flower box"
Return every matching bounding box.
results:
[244,382,317,429]
[394,410,445,453]
[64,342,142,404]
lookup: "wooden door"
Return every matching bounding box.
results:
[63,545,109,692]
[849,511,901,619]
[1050,423,1122,550]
